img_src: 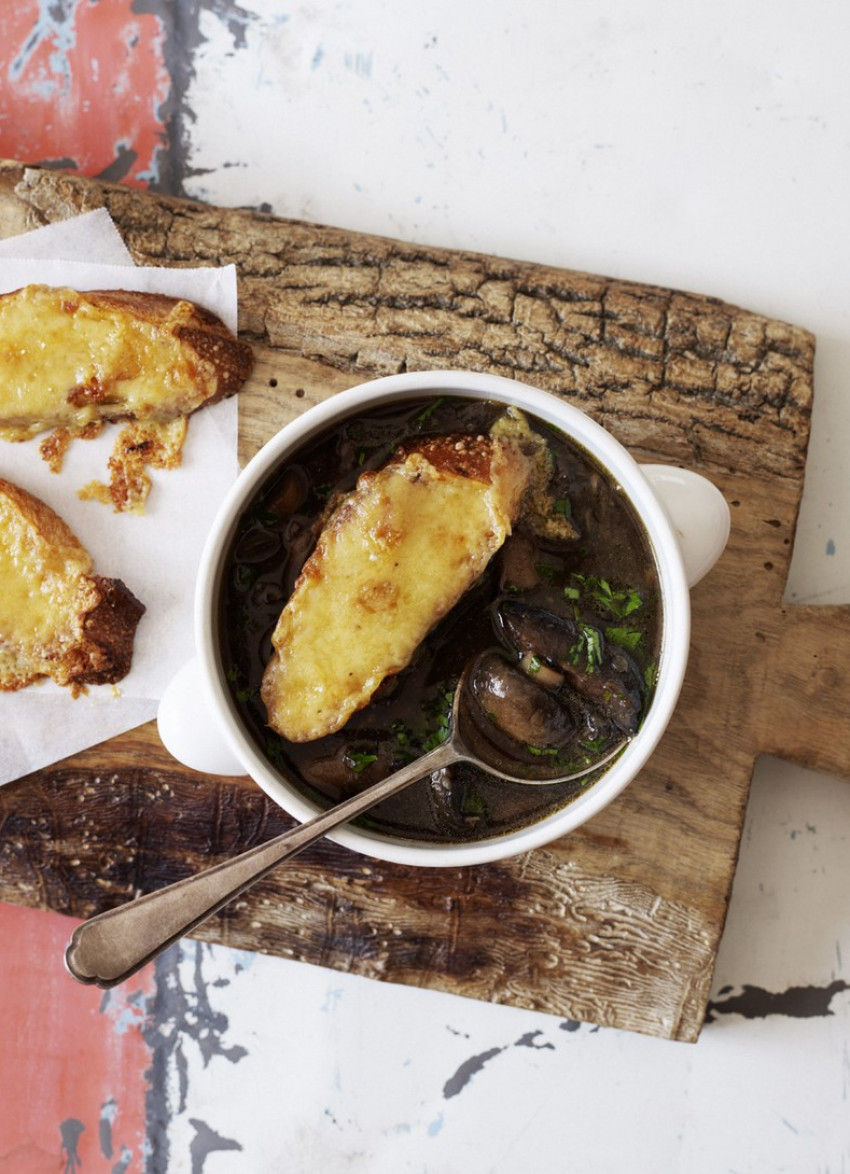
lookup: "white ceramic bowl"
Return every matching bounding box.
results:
[159,370,730,866]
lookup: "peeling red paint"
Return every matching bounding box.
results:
[1,8,189,1163]
[0,0,170,185]
[0,903,154,1173]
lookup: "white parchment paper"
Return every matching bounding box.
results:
[0,210,241,784]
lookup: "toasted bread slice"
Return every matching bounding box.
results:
[0,477,145,693]
[261,432,533,742]
[0,284,254,441]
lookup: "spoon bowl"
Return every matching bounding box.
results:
[65,664,628,989]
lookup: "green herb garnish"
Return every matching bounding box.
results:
[421,685,454,751]
[250,507,280,527]
[461,792,488,817]
[413,397,445,426]
[567,573,643,619]
[535,562,558,583]
[391,720,410,748]
[345,751,379,773]
[233,563,256,592]
[264,738,284,765]
[605,626,643,652]
[570,622,604,673]
[579,737,608,753]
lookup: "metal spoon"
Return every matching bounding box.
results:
[65,665,628,988]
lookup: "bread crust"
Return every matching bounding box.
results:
[78,288,253,404]
[0,477,145,693]
[54,573,146,690]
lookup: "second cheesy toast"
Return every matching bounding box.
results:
[0,477,145,694]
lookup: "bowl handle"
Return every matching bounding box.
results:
[157,657,245,776]
[640,465,731,588]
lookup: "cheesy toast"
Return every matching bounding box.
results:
[261,432,533,743]
[0,284,254,441]
[0,477,145,693]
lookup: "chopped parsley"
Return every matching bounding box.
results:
[412,397,446,426]
[461,791,488,817]
[605,625,643,652]
[233,563,256,592]
[566,573,643,619]
[345,750,379,773]
[421,685,454,752]
[570,622,604,673]
[391,720,410,748]
[535,562,558,583]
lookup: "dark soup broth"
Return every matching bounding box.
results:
[218,395,661,843]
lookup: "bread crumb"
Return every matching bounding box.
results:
[79,416,188,514]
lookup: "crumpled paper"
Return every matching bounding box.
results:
[0,209,241,784]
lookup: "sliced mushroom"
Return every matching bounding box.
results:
[494,598,643,733]
[466,650,575,758]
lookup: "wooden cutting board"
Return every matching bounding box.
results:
[0,160,843,1043]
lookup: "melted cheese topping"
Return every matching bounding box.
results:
[0,491,91,680]
[261,434,532,742]
[0,285,214,440]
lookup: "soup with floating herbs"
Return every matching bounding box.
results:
[219,395,661,843]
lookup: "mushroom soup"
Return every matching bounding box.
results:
[219,395,662,844]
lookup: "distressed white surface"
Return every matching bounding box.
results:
[134,1,850,1169]
[182,0,850,608]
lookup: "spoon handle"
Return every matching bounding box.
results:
[65,742,457,988]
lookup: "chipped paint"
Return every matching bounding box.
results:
[98,1099,117,1159]
[187,1120,242,1171]
[0,0,170,185]
[707,980,850,1022]
[129,0,261,195]
[0,904,153,1172]
[426,1112,444,1137]
[442,1046,504,1099]
[442,1028,562,1098]
[344,50,373,78]
[141,942,248,1169]
[59,1118,85,1173]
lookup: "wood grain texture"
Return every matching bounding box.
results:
[0,160,842,1043]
